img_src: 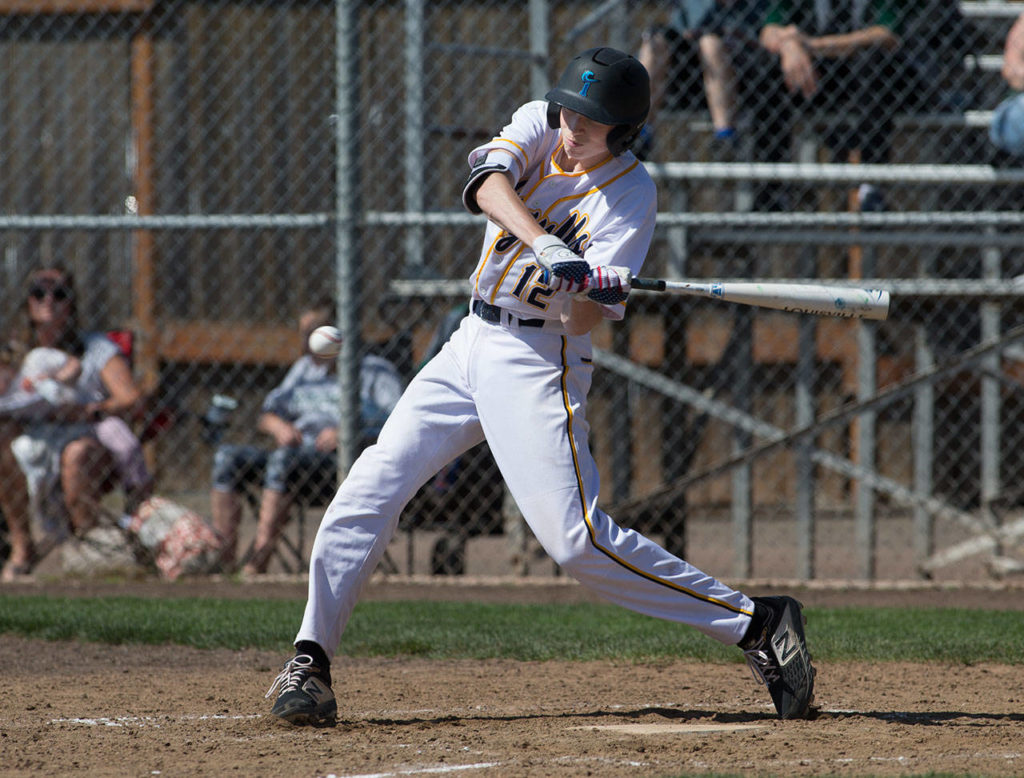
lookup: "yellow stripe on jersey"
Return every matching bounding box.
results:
[485,137,529,180]
[474,231,529,306]
[540,159,641,223]
[473,232,507,297]
[548,146,615,176]
[558,338,752,617]
[489,241,526,305]
[521,147,612,203]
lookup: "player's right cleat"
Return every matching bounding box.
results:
[740,596,816,720]
[265,654,338,727]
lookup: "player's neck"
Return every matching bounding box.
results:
[554,144,609,173]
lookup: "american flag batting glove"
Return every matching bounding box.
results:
[577,265,632,304]
[532,234,590,294]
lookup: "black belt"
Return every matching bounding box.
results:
[472,299,546,328]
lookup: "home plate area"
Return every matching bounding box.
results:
[5,581,1024,778]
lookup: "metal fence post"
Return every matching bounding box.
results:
[529,0,548,97]
[913,317,936,572]
[732,306,753,579]
[981,231,1003,549]
[795,246,817,579]
[855,249,878,579]
[335,0,362,479]
[404,0,426,276]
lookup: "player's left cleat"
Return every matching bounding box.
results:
[265,654,338,727]
[740,596,816,720]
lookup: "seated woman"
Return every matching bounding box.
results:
[0,264,151,580]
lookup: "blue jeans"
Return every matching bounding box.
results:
[211,443,336,496]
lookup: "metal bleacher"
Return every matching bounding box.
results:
[386,1,1024,580]
[611,1,1024,579]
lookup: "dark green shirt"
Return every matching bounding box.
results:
[763,0,905,34]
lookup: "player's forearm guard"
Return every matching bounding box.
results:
[462,159,511,215]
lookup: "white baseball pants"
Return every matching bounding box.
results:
[296,312,754,658]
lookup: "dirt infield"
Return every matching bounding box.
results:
[3,577,1024,777]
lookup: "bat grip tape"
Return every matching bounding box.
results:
[630,276,665,292]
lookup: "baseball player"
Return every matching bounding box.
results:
[265,47,815,726]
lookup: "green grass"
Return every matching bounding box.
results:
[1,595,1022,664]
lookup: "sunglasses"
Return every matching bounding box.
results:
[28,283,73,302]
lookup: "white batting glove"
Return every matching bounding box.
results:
[532,234,590,294]
[575,265,632,304]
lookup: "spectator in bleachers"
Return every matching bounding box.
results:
[1003,11,1024,91]
[990,11,1024,157]
[758,1,916,210]
[209,298,404,575]
[636,0,770,160]
[0,265,148,580]
[3,344,153,534]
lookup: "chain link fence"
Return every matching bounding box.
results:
[1,0,1023,582]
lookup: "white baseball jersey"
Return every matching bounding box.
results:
[467,100,655,323]
[295,101,755,662]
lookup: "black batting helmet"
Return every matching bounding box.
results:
[545,47,650,156]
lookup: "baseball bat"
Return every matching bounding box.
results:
[630,277,890,321]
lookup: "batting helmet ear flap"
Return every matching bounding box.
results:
[546,101,561,130]
[606,124,644,157]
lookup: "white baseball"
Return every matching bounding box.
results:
[308,325,343,357]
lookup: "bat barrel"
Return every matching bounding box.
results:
[630,277,891,321]
[858,290,890,321]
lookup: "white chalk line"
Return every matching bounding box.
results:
[552,755,650,768]
[322,763,501,778]
[571,723,763,734]
[323,755,659,778]
[45,701,709,730]
[50,713,262,728]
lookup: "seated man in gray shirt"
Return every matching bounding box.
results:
[209,299,403,574]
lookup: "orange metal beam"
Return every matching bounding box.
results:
[130,22,158,395]
[158,321,300,366]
